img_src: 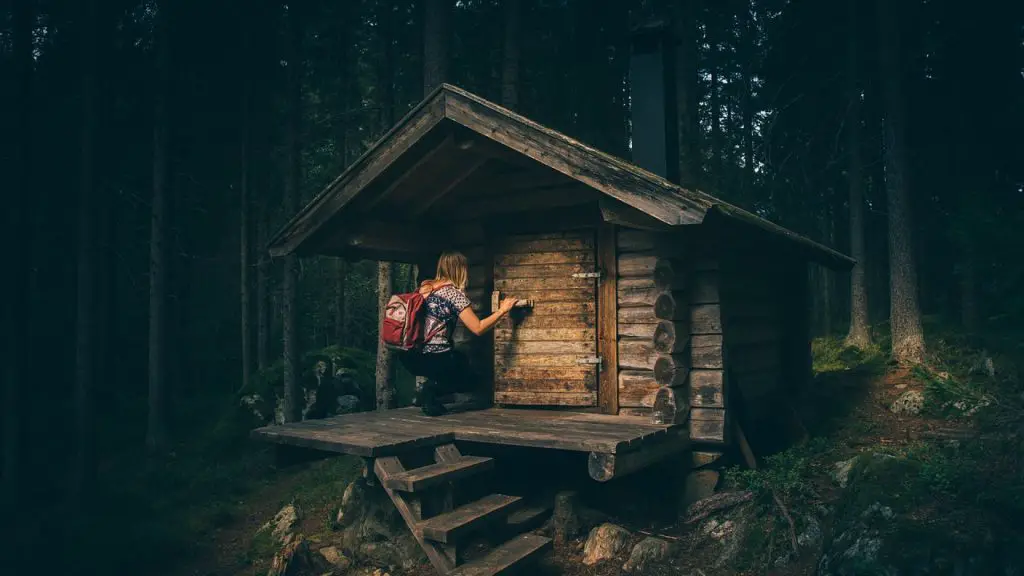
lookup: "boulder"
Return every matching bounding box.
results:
[268,537,333,576]
[334,479,426,571]
[261,504,301,546]
[702,518,735,541]
[549,491,583,544]
[582,523,631,566]
[240,394,268,422]
[890,390,924,416]
[336,395,361,414]
[832,456,859,488]
[623,537,673,572]
[318,546,351,571]
[819,452,1016,576]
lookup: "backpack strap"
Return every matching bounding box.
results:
[418,279,452,297]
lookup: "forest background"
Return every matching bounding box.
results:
[1,0,1022,572]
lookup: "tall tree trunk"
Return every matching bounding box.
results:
[375,263,395,410]
[865,79,888,324]
[672,0,701,188]
[709,38,721,190]
[876,0,925,364]
[375,0,398,410]
[73,0,99,503]
[335,259,348,347]
[333,114,348,350]
[4,0,34,530]
[256,202,270,370]
[147,0,170,451]
[423,0,450,94]
[239,9,253,393]
[253,3,270,374]
[821,207,834,336]
[500,0,521,109]
[282,1,304,423]
[959,244,978,333]
[741,0,754,197]
[844,0,871,348]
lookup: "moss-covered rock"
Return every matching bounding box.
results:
[819,452,1020,576]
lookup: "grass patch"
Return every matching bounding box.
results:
[722,438,837,570]
[811,336,887,375]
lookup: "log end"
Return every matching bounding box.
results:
[654,354,691,387]
[654,258,686,292]
[587,452,615,482]
[652,387,690,426]
[653,321,690,354]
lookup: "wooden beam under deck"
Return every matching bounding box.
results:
[587,427,690,482]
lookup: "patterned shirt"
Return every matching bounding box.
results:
[422,285,472,354]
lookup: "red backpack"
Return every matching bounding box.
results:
[380,281,447,352]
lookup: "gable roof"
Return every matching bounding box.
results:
[268,83,853,270]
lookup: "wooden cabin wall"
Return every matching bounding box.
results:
[718,247,812,453]
[615,229,661,414]
[778,259,813,398]
[685,255,727,444]
[719,252,781,436]
[614,229,695,428]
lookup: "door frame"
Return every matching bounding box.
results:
[596,221,619,415]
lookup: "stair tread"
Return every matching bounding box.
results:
[383,456,494,492]
[450,533,552,576]
[506,504,552,530]
[418,493,523,544]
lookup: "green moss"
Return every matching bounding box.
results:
[245,526,279,565]
[812,336,888,375]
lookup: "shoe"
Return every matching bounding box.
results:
[420,380,448,417]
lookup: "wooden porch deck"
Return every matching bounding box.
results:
[252,408,690,575]
[252,406,676,458]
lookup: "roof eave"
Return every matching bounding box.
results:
[266,84,451,258]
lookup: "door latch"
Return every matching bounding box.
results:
[577,356,602,372]
[572,271,603,279]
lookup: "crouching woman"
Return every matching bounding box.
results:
[400,251,518,416]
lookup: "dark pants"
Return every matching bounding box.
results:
[399,349,477,397]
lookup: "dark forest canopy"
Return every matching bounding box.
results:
[1,0,1023,572]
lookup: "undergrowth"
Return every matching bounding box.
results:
[69,347,375,575]
[720,323,1024,574]
[724,438,835,570]
[811,336,887,375]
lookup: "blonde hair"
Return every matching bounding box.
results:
[434,251,469,290]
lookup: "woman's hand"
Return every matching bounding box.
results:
[499,297,519,313]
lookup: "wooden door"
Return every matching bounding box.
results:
[491,231,599,406]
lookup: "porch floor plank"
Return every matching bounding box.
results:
[252,407,672,456]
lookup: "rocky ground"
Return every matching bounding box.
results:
[170,333,1024,576]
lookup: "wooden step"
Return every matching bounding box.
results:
[383,456,494,493]
[418,494,523,544]
[505,504,552,534]
[450,533,552,576]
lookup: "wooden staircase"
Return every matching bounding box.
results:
[373,443,552,575]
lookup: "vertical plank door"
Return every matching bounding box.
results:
[492,231,599,407]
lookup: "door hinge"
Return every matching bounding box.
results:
[577,356,602,371]
[572,271,603,279]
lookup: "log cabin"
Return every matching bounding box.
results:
[252,23,853,576]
